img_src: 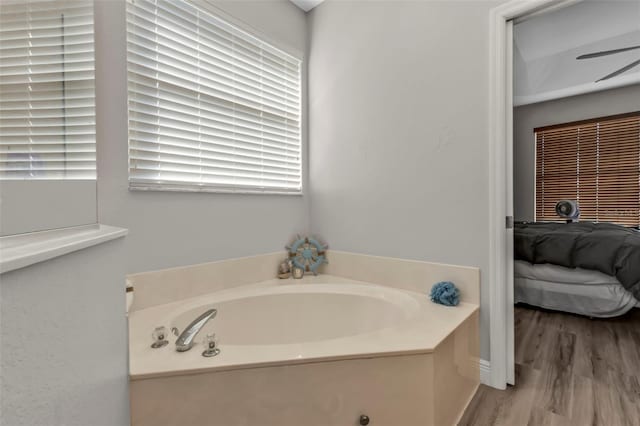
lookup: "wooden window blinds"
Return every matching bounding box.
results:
[535,112,640,227]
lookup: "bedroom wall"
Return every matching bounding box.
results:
[95,0,309,274]
[308,0,504,363]
[514,84,640,222]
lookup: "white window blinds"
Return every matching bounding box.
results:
[126,0,302,194]
[0,0,96,180]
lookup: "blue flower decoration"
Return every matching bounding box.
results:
[430,281,460,306]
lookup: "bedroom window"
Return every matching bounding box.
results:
[535,112,640,227]
[126,0,302,194]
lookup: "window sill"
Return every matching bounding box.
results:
[0,224,128,274]
[129,183,303,196]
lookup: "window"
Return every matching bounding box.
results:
[126,0,302,194]
[0,0,96,180]
[535,112,640,227]
[0,0,97,236]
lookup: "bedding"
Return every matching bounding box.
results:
[515,222,640,300]
[514,260,638,317]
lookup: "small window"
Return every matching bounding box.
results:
[126,0,302,194]
[0,0,97,236]
[0,0,96,180]
[535,112,640,227]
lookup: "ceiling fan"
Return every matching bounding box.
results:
[576,44,640,82]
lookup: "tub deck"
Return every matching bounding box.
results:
[129,252,480,426]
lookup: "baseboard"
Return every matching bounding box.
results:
[479,359,491,385]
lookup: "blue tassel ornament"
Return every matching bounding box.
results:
[430,281,460,306]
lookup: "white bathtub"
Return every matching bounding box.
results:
[129,274,479,426]
[129,276,477,379]
[173,283,420,346]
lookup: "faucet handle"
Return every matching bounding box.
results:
[202,333,221,358]
[151,326,169,348]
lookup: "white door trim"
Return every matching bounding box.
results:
[505,19,515,386]
[487,0,582,390]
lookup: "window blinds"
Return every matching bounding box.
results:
[126,0,302,193]
[535,112,640,227]
[0,0,96,180]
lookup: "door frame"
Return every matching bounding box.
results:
[487,0,583,390]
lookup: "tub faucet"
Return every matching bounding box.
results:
[175,308,217,352]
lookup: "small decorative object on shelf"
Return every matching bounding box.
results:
[429,281,460,306]
[286,235,328,275]
[278,259,291,279]
[292,266,304,279]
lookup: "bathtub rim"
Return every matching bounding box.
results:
[129,275,479,381]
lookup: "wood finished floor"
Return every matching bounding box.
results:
[459,305,640,426]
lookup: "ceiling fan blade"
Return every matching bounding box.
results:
[596,58,640,82]
[577,45,640,60]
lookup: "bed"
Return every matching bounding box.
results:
[514,222,640,317]
[514,260,638,317]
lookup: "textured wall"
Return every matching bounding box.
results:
[0,238,128,426]
[514,84,640,221]
[95,0,309,274]
[307,0,502,361]
[0,4,308,425]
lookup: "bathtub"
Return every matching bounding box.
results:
[174,283,418,344]
[129,274,479,425]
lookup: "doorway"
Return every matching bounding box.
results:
[487,0,584,390]
[492,0,640,392]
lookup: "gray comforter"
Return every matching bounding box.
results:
[514,222,640,299]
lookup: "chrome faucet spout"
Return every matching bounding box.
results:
[175,308,217,352]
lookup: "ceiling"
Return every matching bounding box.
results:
[289,0,325,12]
[287,0,639,103]
[514,0,640,106]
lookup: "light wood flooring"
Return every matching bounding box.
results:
[459,305,640,426]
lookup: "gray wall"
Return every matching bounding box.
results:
[0,238,128,426]
[1,2,308,425]
[308,0,502,361]
[0,181,96,236]
[514,84,640,221]
[95,0,309,274]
